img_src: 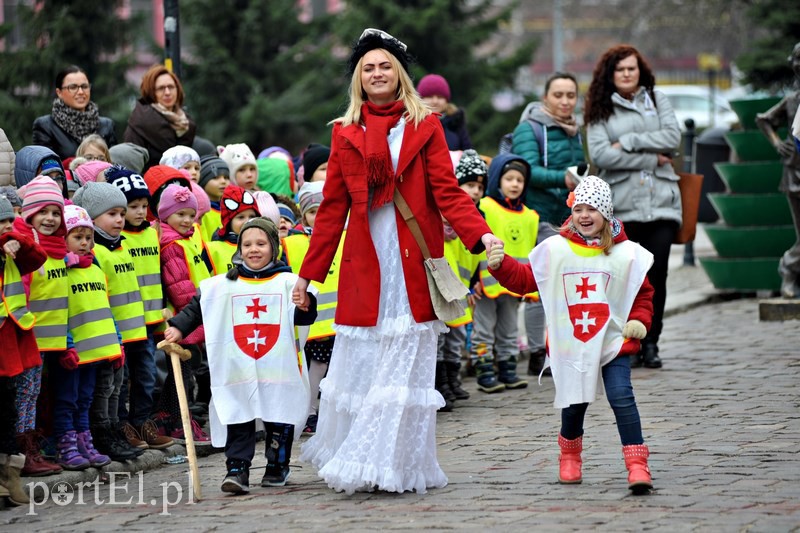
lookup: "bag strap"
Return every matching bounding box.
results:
[393,188,432,260]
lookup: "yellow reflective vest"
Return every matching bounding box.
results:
[93,245,147,343]
[204,240,237,276]
[28,256,69,351]
[67,264,122,363]
[443,236,480,327]
[122,227,164,325]
[1,259,35,330]
[170,238,211,288]
[478,197,539,298]
[283,232,344,340]
[200,208,222,243]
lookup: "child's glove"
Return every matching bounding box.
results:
[487,242,505,270]
[622,319,647,339]
[112,345,126,370]
[59,348,80,370]
[64,252,82,267]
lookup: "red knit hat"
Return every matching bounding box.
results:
[143,164,191,219]
[219,185,259,237]
[417,74,451,101]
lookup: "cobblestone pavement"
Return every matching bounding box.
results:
[4,228,799,531]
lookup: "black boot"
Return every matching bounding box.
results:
[498,357,528,389]
[435,362,455,411]
[527,348,546,376]
[475,357,505,393]
[641,342,662,369]
[262,423,292,487]
[221,459,250,494]
[92,425,139,462]
[444,361,470,400]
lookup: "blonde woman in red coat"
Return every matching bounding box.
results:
[292,29,500,495]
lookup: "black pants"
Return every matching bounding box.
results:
[225,420,294,467]
[0,377,19,454]
[623,219,679,346]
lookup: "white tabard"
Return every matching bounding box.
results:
[200,272,316,446]
[530,236,653,408]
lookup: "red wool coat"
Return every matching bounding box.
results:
[299,114,491,326]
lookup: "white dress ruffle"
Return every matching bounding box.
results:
[300,202,449,495]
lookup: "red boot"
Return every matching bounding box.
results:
[17,431,63,477]
[622,444,653,494]
[558,434,582,484]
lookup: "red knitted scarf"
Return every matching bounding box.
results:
[360,100,406,209]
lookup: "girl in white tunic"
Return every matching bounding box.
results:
[164,218,318,494]
[487,176,656,495]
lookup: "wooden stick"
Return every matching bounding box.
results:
[159,341,202,501]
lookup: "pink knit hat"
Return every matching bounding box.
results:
[64,204,94,233]
[74,160,112,185]
[252,191,280,226]
[190,181,210,222]
[417,74,451,101]
[19,175,65,225]
[157,184,198,221]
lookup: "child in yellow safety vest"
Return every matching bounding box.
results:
[164,217,318,493]
[435,150,485,411]
[283,180,337,434]
[72,181,149,462]
[156,184,212,444]
[109,166,174,451]
[470,154,539,393]
[11,176,67,476]
[55,205,121,471]
[1,194,47,503]
[202,185,260,276]
[197,155,230,242]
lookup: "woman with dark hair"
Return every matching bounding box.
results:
[292,28,499,495]
[584,45,682,369]
[124,65,197,172]
[32,66,117,160]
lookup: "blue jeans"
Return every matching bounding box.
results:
[51,358,97,437]
[560,356,644,446]
[118,333,157,426]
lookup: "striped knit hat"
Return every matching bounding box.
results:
[19,175,65,225]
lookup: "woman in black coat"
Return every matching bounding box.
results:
[32,66,117,160]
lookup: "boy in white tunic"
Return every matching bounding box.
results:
[164,218,317,494]
[486,176,656,495]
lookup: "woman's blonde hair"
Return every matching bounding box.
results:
[559,216,615,255]
[335,49,429,128]
[76,134,111,163]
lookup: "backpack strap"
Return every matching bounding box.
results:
[525,119,547,168]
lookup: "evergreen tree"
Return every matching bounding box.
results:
[330,0,537,154]
[0,0,141,152]
[736,0,800,90]
[181,0,344,153]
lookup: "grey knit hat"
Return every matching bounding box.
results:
[233,217,280,266]
[72,181,128,220]
[0,185,21,208]
[108,143,150,174]
[0,195,13,221]
[199,155,230,188]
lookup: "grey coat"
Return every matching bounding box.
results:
[587,88,682,225]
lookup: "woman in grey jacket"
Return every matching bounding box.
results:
[584,45,682,369]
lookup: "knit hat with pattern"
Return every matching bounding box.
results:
[570,175,613,221]
[220,185,259,236]
[455,149,487,187]
[106,165,150,204]
[19,176,65,224]
[64,204,94,233]
[218,143,257,185]
[297,180,324,217]
[198,155,230,188]
[157,184,198,221]
[160,146,200,170]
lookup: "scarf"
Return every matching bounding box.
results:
[541,103,579,137]
[159,220,194,247]
[12,216,66,259]
[151,102,190,137]
[51,98,100,141]
[360,100,406,209]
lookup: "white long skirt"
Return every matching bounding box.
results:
[300,203,448,495]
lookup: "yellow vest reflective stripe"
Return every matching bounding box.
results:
[478,198,539,298]
[172,238,211,288]
[190,223,205,250]
[122,227,164,325]
[93,245,147,343]
[283,232,344,340]
[204,240,237,276]
[1,259,36,330]
[200,208,221,243]
[443,237,479,327]
[28,256,69,350]
[67,265,122,363]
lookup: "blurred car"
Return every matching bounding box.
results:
[657,85,739,131]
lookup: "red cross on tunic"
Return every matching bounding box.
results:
[575,276,596,299]
[246,298,268,319]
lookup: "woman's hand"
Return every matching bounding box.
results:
[292,277,311,311]
[481,233,503,254]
